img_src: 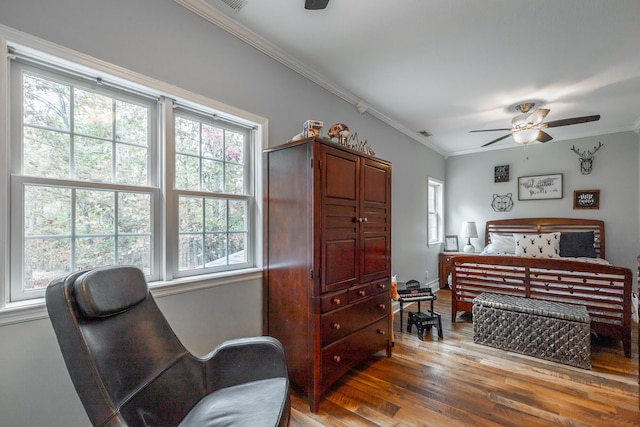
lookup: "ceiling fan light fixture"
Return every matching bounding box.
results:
[512,128,540,144]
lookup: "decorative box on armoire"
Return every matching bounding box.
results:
[263,136,392,412]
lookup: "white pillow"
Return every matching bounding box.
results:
[514,232,560,258]
[484,233,516,254]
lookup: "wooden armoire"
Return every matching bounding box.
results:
[263,137,392,412]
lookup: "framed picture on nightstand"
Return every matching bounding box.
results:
[444,235,459,252]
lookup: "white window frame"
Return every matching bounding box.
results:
[0,27,267,323]
[427,177,444,246]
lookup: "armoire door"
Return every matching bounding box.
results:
[360,157,391,283]
[319,145,359,293]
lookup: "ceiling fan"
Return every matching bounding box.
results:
[305,0,330,10]
[470,103,600,147]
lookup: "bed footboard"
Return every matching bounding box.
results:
[451,255,632,358]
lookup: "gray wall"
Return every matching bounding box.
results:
[0,1,443,425]
[446,131,640,286]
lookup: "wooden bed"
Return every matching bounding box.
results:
[450,218,632,358]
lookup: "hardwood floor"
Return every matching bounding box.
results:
[289,289,639,426]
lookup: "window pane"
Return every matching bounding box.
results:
[228,200,246,231]
[25,186,72,237]
[76,190,115,235]
[74,136,113,182]
[23,238,71,292]
[23,186,72,292]
[23,127,71,178]
[118,192,151,234]
[76,236,115,270]
[204,233,226,266]
[179,196,203,232]
[225,130,244,164]
[179,234,203,270]
[175,153,200,190]
[205,198,227,231]
[202,123,223,159]
[225,163,244,194]
[118,235,151,274]
[74,88,112,139]
[175,116,200,155]
[23,73,70,131]
[115,100,148,146]
[202,158,224,192]
[116,143,148,185]
[228,232,247,265]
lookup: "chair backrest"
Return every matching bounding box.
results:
[46,266,205,427]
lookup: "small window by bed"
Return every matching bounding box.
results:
[428,178,444,246]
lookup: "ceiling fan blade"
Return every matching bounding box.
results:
[536,130,553,143]
[305,0,329,9]
[542,115,600,128]
[470,128,512,133]
[482,134,511,147]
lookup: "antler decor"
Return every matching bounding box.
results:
[346,132,375,156]
[570,141,603,175]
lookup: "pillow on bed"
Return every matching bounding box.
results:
[514,232,560,258]
[484,233,516,254]
[559,231,596,258]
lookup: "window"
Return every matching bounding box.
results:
[5,43,263,304]
[172,110,252,274]
[427,178,444,246]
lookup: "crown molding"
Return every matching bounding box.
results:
[174,0,446,156]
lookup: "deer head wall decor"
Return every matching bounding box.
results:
[570,141,603,175]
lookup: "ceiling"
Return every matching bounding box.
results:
[178,0,640,156]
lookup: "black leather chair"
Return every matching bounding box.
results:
[46,265,290,427]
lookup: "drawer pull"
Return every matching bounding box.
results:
[332,298,341,305]
[332,323,341,330]
[377,329,386,335]
[378,303,386,309]
[333,355,341,363]
[378,283,386,289]
[358,290,366,296]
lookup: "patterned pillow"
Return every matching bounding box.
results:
[514,232,560,258]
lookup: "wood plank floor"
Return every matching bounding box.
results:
[289,289,639,427]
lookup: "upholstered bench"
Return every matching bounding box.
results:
[472,293,591,369]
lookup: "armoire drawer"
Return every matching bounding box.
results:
[320,317,389,391]
[321,293,389,346]
[320,289,349,313]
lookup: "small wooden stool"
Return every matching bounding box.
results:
[407,311,443,340]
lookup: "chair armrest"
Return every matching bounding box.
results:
[203,336,288,392]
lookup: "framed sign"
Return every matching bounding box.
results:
[518,173,563,200]
[574,189,600,210]
[494,165,509,183]
[444,235,459,252]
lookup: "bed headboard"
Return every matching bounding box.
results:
[485,218,605,259]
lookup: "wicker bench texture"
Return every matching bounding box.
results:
[472,293,591,369]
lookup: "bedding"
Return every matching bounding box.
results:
[451,218,633,358]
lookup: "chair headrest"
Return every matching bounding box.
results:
[74,266,148,318]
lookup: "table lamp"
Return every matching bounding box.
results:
[460,221,478,253]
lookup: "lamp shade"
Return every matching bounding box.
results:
[460,221,478,253]
[460,221,478,239]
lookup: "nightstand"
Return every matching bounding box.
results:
[438,252,480,289]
